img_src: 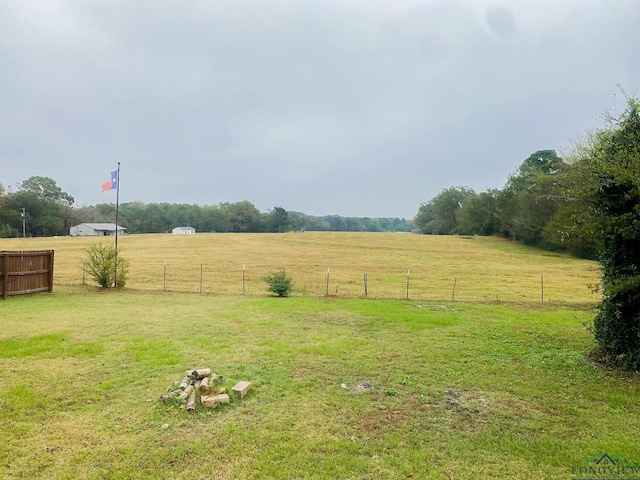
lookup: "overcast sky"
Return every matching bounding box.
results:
[1,0,638,218]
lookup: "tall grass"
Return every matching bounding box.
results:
[0,232,600,303]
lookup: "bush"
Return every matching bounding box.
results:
[262,269,294,297]
[85,243,129,288]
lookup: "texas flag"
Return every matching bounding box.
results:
[101,170,118,192]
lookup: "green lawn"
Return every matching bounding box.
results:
[1,286,639,479]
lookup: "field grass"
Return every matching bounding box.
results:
[0,232,600,303]
[2,233,638,479]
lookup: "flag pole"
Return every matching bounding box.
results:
[114,162,121,287]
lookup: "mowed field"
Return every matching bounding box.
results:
[2,233,639,479]
[0,232,601,302]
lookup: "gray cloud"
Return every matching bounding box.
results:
[1,0,639,217]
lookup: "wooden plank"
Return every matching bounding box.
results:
[6,287,50,296]
[48,250,54,293]
[6,269,51,276]
[1,252,7,299]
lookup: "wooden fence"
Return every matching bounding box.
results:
[0,250,54,298]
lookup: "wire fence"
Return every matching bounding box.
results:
[79,260,600,304]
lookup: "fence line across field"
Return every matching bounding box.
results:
[78,261,598,303]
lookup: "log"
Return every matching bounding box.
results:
[212,387,227,395]
[178,376,191,390]
[199,376,211,395]
[187,368,211,380]
[178,385,194,401]
[200,393,230,408]
[200,395,218,408]
[212,393,230,404]
[186,389,196,411]
[159,390,182,402]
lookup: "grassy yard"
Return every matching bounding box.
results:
[1,233,637,479]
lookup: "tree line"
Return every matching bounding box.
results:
[413,148,598,259]
[0,182,412,237]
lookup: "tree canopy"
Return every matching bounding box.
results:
[0,181,413,237]
[569,98,640,368]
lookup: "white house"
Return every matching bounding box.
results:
[172,226,196,235]
[70,223,126,237]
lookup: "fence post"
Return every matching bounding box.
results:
[242,264,245,295]
[406,269,410,300]
[325,267,330,296]
[451,277,457,302]
[363,272,368,299]
[163,261,167,291]
[541,274,544,303]
[200,264,203,293]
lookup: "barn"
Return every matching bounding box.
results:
[172,226,196,235]
[70,223,127,237]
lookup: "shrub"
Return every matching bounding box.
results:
[262,269,294,297]
[85,243,129,288]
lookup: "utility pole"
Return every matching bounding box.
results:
[21,208,25,238]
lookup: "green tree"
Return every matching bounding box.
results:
[457,189,499,235]
[415,186,476,235]
[366,219,383,232]
[20,176,74,205]
[498,150,566,245]
[345,217,365,232]
[413,202,434,233]
[570,98,640,368]
[201,205,228,232]
[225,201,263,232]
[267,207,289,233]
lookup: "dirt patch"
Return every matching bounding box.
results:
[443,389,490,415]
[353,382,374,394]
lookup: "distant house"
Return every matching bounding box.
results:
[172,226,196,235]
[70,223,126,237]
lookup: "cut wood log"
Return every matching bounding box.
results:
[212,387,227,395]
[199,376,211,395]
[200,395,218,408]
[159,390,182,402]
[178,376,191,390]
[200,393,230,408]
[187,368,211,380]
[178,385,194,401]
[186,389,196,411]
[212,393,230,404]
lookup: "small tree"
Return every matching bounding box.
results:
[263,269,294,297]
[85,243,129,288]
